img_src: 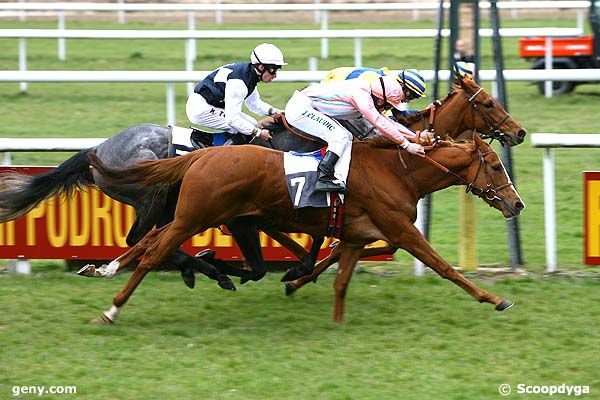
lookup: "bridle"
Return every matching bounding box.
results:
[400,138,514,204]
[463,87,511,146]
[461,148,514,202]
[409,86,512,146]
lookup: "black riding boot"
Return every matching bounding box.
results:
[315,151,346,193]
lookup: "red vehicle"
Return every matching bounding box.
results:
[519,0,600,95]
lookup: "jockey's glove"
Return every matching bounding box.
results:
[268,107,281,116]
[404,142,426,157]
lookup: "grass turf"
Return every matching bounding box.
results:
[1,269,600,399]
[1,16,600,399]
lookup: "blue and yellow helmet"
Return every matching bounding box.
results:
[453,61,475,80]
[398,69,427,98]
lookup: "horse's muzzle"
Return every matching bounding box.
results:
[504,199,525,218]
[505,129,527,146]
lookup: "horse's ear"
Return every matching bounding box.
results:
[457,74,467,90]
[473,132,485,148]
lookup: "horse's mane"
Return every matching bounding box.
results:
[361,134,472,151]
[401,89,460,125]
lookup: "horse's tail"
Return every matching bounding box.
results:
[0,148,95,223]
[88,149,207,187]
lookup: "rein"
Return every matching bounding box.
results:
[401,141,513,203]
[426,100,440,132]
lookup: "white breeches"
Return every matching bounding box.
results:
[186,93,255,133]
[284,91,353,183]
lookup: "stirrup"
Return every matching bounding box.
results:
[315,179,346,193]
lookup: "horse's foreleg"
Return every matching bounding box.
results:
[281,235,324,282]
[332,243,364,324]
[170,249,236,291]
[227,218,266,283]
[285,244,341,295]
[264,229,310,260]
[391,225,512,310]
[286,243,397,294]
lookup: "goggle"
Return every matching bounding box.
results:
[400,70,421,101]
[403,86,419,101]
[263,64,281,75]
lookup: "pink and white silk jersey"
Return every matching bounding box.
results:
[301,79,416,142]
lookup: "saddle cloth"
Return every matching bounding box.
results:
[284,150,346,209]
[168,125,248,157]
[169,126,196,156]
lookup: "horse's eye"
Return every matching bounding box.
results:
[492,163,501,171]
[485,101,494,109]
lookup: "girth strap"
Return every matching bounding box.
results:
[327,193,345,238]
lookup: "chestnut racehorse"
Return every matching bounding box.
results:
[87,134,524,324]
[0,76,525,291]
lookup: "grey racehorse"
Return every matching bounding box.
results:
[0,120,325,291]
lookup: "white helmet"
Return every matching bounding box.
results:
[251,43,287,66]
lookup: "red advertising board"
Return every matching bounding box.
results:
[584,171,600,265]
[0,166,392,261]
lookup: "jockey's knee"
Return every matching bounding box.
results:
[336,129,352,146]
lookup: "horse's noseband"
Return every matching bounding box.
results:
[465,149,513,203]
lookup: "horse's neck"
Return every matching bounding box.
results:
[352,143,472,201]
[410,144,474,196]
[424,91,468,137]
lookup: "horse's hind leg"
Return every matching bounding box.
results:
[143,186,205,289]
[95,223,208,324]
[199,225,316,282]
[79,224,167,278]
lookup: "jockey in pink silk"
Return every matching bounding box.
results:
[284,74,426,193]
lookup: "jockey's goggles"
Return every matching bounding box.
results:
[263,64,281,75]
[403,86,419,101]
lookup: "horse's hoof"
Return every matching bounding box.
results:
[281,268,308,282]
[240,271,265,285]
[495,299,514,311]
[217,277,236,291]
[180,268,195,289]
[284,282,297,296]
[90,315,114,325]
[77,264,96,277]
[195,249,216,262]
